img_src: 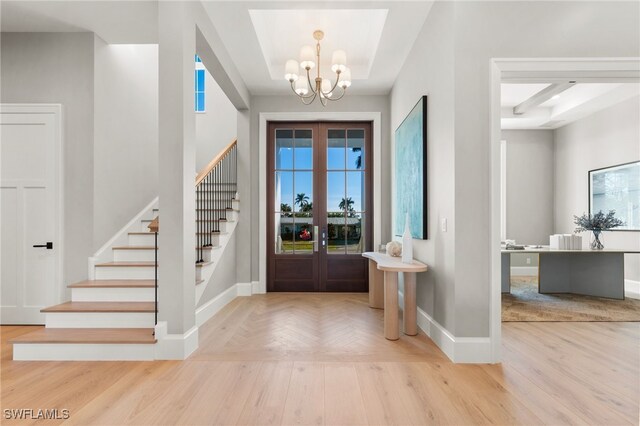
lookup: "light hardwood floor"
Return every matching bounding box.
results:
[1,293,638,425]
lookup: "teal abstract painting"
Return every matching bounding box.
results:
[395,96,427,239]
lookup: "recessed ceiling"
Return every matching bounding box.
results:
[501,83,640,129]
[203,1,434,95]
[249,9,388,81]
[0,1,157,44]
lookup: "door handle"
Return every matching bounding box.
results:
[33,242,53,249]
[313,226,319,252]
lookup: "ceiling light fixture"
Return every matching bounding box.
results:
[284,30,351,106]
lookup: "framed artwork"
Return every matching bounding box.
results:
[395,96,428,239]
[589,160,640,231]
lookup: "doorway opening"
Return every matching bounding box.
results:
[267,121,373,292]
[490,58,640,360]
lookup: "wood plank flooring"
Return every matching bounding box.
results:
[1,293,638,425]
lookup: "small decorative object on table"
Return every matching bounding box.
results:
[402,212,413,263]
[386,241,402,257]
[574,210,625,250]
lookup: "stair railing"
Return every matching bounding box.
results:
[195,139,238,262]
[147,139,237,330]
[149,217,159,332]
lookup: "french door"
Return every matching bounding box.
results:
[267,122,372,292]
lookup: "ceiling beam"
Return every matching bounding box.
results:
[513,82,576,115]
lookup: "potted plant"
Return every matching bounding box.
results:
[574,210,625,250]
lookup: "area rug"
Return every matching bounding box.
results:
[502,276,640,322]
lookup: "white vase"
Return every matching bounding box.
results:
[402,213,413,264]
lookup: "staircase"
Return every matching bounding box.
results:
[11,140,239,360]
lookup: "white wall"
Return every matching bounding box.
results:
[1,32,95,289]
[502,130,554,246]
[391,0,640,339]
[555,96,640,281]
[197,232,237,307]
[195,67,237,172]
[248,95,391,284]
[93,40,159,249]
[390,1,456,334]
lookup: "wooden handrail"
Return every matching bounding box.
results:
[149,138,237,233]
[195,139,237,186]
[148,217,159,232]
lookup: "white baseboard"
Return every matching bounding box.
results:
[399,290,493,363]
[154,322,199,360]
[416,307,493,363]
[625,279,640,300]
[252,281,263,294]
[237,282,253,296]
[195,283,239,327]
[510,266,538,276]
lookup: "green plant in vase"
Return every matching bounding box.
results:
[574,210,625,250]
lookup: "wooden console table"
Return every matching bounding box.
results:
[362,252,428,340]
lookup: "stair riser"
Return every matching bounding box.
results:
[71,287,155,302]
[95,266,155,280]
[114,249,156,262]
[197,234,220,247]
[45,312,155,328]
[13,343,155,361]
[196,262,215,282]
[114,249,211,262]
[128,234,156,246]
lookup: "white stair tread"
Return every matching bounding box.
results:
[96,261,156,267]
[113,246,213,250]
[96,261,211,268]
[68,280,154,288]
[41,301,155,313]
[10,328,156,344]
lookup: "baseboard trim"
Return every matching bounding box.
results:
[416,306,493,363]
[195,284,239,327]
[251,281,263,294]
[510,266,538,276]
[398,290,493,363]
[237,282,253,296]
[154,322,199,360]
[625,279,640,300]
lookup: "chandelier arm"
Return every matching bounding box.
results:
[324,86,347,102]
[306,68,317,95]
[290,79,316,100]
[319,95,328,107]
[326,70,342,94]
[300,91,318,105]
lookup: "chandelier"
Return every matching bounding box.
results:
[284,30,351,106]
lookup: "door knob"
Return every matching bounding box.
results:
[33,242,53,249]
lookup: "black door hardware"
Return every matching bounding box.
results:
[33,242,53,249]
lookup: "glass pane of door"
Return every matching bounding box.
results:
[274,128,313,255]
[326,128,366,255]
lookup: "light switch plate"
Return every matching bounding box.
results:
[441,218,447,232]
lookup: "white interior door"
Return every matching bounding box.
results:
[1,105,62,324]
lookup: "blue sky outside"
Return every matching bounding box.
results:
[275,129,365,214]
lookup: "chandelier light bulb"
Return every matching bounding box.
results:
[299,45,316,70]
[338,68,352,88]
[294,78,309,96]
[331,50,347,73]
[285,60,299,82]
